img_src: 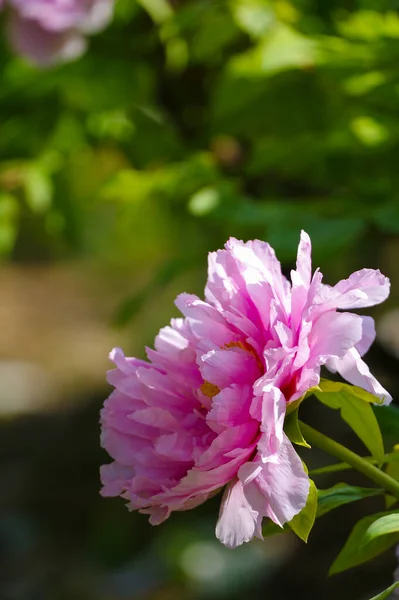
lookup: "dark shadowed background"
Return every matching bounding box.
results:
[1,1,399,598]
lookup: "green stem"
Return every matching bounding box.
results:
[299,421,399,500]
[310,451,399,476]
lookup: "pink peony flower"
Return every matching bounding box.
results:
[6,0,114,65]
[100,232,391,548]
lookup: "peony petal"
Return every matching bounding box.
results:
[216,479,260,548]
[355,315,376,357]
[326,348,392,405]
[196,422,258,470]
[291,230,312,289]
[315,269,390,311]
[240,434,309,527]
[175,293,234,346]
[198,345,261,389]
[8,13,86,66]
[206,384,253,433]
[308,311,363,365]
[100,462,135,497]
[256,386,286,457]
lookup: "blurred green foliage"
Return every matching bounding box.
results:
[2,0,399,317]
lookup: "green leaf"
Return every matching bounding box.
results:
[284,407,311,448]
[385,445,399,508]
[369,582,399,600]
[231,0,275,39]
[230,24,317,77]
[24,165,53,213]
[374,405,399,443]
[262,519,284,538]
[318,379,384,405]
[330,510,399,574]
[289,479,317,542]
[0,194,19,256]
[317,484,384,518]
[315,380,385,465]
[136,0,172,23]
[286,384,321,416]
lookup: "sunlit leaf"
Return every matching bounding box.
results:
[351,116,389,147]
[231,24,317,77]
[24,165,53,213]
[136,0,172,23]
[315,380,385,464]
[330,510,399,574]
[284,407,311,448]
[289,479,317,542]
[231,0,275,39]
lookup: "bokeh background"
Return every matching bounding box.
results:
[1,0,399,598]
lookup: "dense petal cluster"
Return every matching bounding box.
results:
[2,0,114,65]
[100,232,391,548]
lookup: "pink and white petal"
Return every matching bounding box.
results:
[356,315,376,357]
[289,367,320,403]
[314,269,390,311]
[291,230,312,289]
[155,432,195,462]
[198,346,261,389]
[308,311,363,366]
[326,348,392,405]
[102,388,146,417]
[206,384,253,432]
[195,422,258,470]
[100,462,135,497]
[139,505,170,525]
[8,14,86,66]
[100,427,152,465]
[216,479,261,549]
[226,238,291,312]
[160,448,256,510]
[101,405,158,439]
[205,246,252,317]
[129,407,178,430]
[175,293,234,345]
[239,434,309,528]
[256,386,286,457]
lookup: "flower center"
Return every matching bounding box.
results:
[200,381,221,399]
[199,339,264,400]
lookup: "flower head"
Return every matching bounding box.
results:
[5,0,114,65]
[100,232,390,548]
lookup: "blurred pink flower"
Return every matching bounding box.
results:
[100,232,391,548]
[6,0,114,65]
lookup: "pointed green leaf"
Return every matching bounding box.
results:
[330,510,399,574]
[284,407,311,448]
[369,581,399,599]
[318,379,385,405]
[289,479,317,542]
[317,483,384,518]
[315,380,385,464]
